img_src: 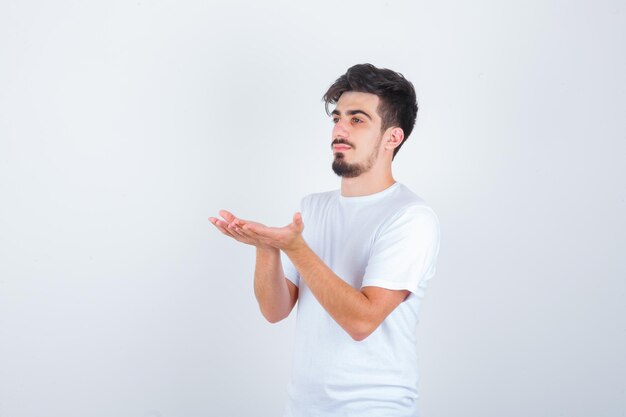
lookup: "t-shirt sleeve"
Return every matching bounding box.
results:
[361,205,440,296]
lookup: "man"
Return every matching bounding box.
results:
[209,63,440,417]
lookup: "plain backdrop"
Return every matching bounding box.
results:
[1,1,625,416]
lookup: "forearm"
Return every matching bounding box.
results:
[218,211,405,338]
[253,247,293,323]
[285,241,374,340]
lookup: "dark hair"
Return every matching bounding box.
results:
[322,63,418,159]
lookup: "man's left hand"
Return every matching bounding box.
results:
[237,212,306,252]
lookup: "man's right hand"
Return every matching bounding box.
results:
[208,209,274,250]
[209,209,297,323]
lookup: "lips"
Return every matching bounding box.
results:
[333,145,351,151]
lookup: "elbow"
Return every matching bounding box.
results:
[260,307,289,324]
[350,331,371,342]
[265,314,286,324]
[347,321,377,342]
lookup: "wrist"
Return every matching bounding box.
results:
[284,236,308,257]
[256,246,279,256]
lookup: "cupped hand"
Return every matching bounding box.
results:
[237,212,305,252]
[208,209,274,249]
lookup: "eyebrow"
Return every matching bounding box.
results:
[331,109,373,121]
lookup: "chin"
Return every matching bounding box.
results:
[332,159,364,178]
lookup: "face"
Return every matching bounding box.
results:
[330,91,385,178]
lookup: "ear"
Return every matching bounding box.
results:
[383,127,404,152]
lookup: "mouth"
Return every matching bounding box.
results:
[332,145,352,152]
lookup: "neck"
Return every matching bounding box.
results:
[340,165,396,197]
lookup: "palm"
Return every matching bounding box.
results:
[209,209,305,251]
[245,222,302,250]
[209,210,272,249]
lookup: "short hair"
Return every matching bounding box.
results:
[322,63,418,159]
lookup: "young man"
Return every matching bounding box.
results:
[209,63,441,417]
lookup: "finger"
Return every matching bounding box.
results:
[231,218,248,228]
[241,224,268,240]
[219,209,236,223]
[231,217,248,227]
[213,223,234,237]
[244,225,280,245]
[227,221,248,238]
[241,227,274,247]
[230,220,248,235]
[232,224,271,247]
[211,222,231,236]
[210,216,232,227]
[243,222,270,234]
[242,222,255,232]
[221,211,254,229]
[213,219,238,238]
[238,224,261,239]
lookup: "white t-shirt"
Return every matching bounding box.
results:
[281,182,441,417]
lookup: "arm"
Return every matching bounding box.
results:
[239,214,409,341]
[209,210,298,323]
[253,247,298,323]
[285,242,408,341]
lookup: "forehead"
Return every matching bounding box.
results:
[335,91,380,118]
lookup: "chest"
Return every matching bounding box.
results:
[302,203,384,287]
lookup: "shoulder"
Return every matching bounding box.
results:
[389,183,438,216]
[299,189,339,212]
[379,183,440,232]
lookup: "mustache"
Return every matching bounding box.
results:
[331,139,355,149]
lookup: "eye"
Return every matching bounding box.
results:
[351,117,363,124]
[332,117,339,123]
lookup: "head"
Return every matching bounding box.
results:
[323,64,418,178]
[325,91,386,177]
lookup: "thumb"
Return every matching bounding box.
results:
[293,212,304,229]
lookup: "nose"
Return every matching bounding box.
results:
[332,119,349,139]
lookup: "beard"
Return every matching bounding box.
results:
[332,155,368,178]
[331,137,381,178]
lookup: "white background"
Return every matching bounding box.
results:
[1,1,625,416]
